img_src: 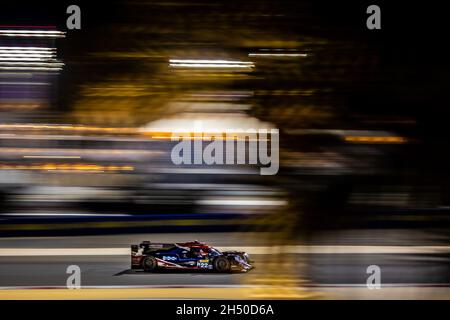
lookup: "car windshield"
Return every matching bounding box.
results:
[209,248,222,256]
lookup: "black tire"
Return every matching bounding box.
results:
[142,256,157,272]
[213,256,231,272]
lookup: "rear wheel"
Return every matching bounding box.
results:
[142,256,157,272]
[213,256,231,272]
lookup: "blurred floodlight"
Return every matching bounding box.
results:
[140,112,275,134]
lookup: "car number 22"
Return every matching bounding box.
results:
[197,260,209,268]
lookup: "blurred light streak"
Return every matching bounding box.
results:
[169,59,254,68]
[0,54,54,59]
[4,213,131,217]
[0,104,40,110]
[0,123,136,133]
[0,147,160,156]
[0,62,59,67]
[0,66,62,71]
[0,30,65,38]
[0,148,159,156]
[0,47,56,51]
[344,136,406,143]
[197,199,288,206]
[153,168,257,175]
[0,44,62,74]
[249,53,308,57]
[0,82,50,85]
[0,59,54,64]
[148,133,265,141]
[0,164,134,172]
[22,156,82,159]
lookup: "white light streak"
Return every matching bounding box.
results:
[0,30,65,38]
[0,62,64,66]
[0,47,55,51]
[249,53,308,57]
[0,54,53,59]
[0,45,61,71]
[23,155,82,159]
[197,199,287,206]
[169,59,254,68]
[0,66,62,71]
[0,57,48,61]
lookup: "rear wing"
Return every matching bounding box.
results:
[131,241,174,255]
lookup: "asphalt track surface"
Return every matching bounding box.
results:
[0,231,449,288]
[1,254,449,287]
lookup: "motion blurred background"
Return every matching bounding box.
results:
[0,0,449,299]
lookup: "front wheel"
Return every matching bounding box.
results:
[142,256,157,272]
[213,256,231,272]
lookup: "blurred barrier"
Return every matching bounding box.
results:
[0,213,275,236]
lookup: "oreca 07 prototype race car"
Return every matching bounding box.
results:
[131,240,253,272]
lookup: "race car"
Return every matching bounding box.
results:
[131,240,253,272]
